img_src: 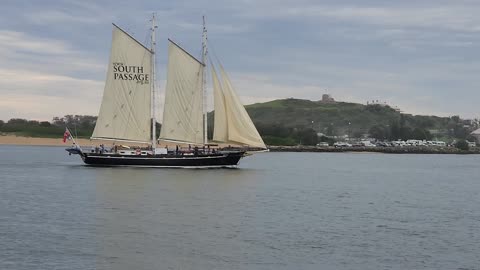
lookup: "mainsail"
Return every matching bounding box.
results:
[212,64,266,149]
[92,25,152,142]
[160,40,205,144]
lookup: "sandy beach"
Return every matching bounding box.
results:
[0,135,161,147]
[0,135,201,148]
[0,135,98,147]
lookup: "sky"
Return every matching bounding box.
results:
[0,0,479,121]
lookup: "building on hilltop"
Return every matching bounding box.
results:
[367,100,388,106]
[321,94,335,103]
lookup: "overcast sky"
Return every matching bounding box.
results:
[1,0,479,121]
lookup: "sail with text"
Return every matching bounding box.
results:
[91,24,153,143]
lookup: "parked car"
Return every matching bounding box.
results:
[361,140,376,147]
[391,141,407,147]
[376,142,391,147]
[316,142,329,147]
[432,141,446,147]
[334,142,352,148]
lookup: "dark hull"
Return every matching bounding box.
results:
[80,151,245,168]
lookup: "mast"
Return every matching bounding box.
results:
[151,13,158,151]
[202,16,208,145]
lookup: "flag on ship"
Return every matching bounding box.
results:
[63,128,72,143]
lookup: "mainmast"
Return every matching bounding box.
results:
[151,13,158,151]
[202,16,208,145]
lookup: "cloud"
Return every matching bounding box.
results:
[0,94,101,121]
[0,30,72,55]
[243,3,480,32]
[0,29,106,120]
[26,10,102,25]
[1,0,480,121]
[0,68,103,120]
[177,22,250,34]
[0,29,104,75]
[0,68,102,97]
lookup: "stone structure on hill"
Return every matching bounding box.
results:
[321,94,335,103]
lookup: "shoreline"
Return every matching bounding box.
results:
[268,145,480,154]
[1,135,478,154]
[0,135,95,147]
[0,135,216,148]
[0,135,152,147]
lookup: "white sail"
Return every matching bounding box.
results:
[215,65,266,149]
[92,25,152,142]
[212,66,228,142]
[160,40,204,144]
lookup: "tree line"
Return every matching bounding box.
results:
[0,113,477,145]
[0,115,97,138]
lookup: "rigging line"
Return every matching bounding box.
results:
[168,39,205,66]
[206,39,233,95]
[143,27,150,49]
[112,23,153,54]
[205,39,223,69]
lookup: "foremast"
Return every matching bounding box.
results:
[202,16,208,145]
[151,13,158,151]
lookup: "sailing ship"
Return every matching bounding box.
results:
[66,15,267,168]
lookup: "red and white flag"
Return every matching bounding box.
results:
[63,128,72,143]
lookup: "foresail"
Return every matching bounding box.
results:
[159,40,204,144]
[92,25,152,142]
[212,66,228,142]
[218,66,267,149]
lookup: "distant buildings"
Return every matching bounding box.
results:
[366,100,401,112]
[367,100,387,106]
[472,128,480,141]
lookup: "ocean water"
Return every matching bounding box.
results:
[0,145,479,270]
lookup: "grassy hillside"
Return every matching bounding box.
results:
[248,99,396,133]
[243,98,475,145]
[246,99,450,134]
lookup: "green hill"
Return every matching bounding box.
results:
[246,98,440,132]
[242,98,476,145]
[248,99,398,131]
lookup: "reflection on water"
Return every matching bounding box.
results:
[1,146,479,270]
